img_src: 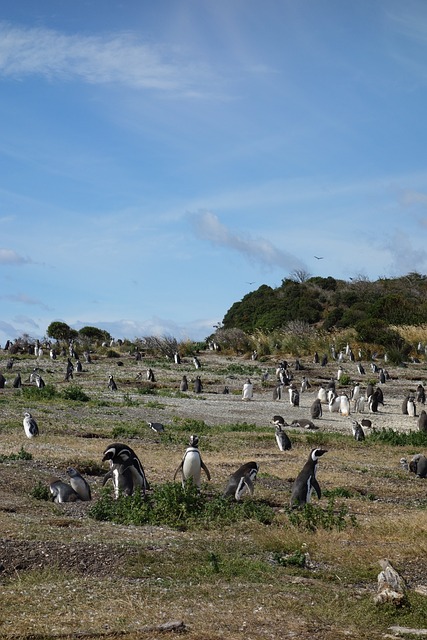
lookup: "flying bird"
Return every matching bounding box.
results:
[314,256,324,260]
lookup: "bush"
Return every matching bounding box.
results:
[89,482,275,530]
[285,497,357,531]
[0,446,33,462]
[62,384,90,402]
[368,428,427,447]
[22,384,58,400]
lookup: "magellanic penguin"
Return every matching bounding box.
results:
[148,421,165,434]
[274,424,292,451]
[290,418,318,430]
[223,461,259,501]
[67,467,91,501]
[108,375,118,391]
[409,454,427,478]
[174,435,211,489]
[351,420,365,442]
[102,461,134,498]
[418,410,427,433]
[290,448,327,507]
[310,398,323,419]
[180,375,188,392]
[49,478,80,503]
[23,412,39,438]
[102,443,149,494]
[242,379,253,401]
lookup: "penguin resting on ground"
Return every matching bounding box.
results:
[290,448,327,507]
[49,479,80,503]
[223,461,259,501]
[173,435,211,489]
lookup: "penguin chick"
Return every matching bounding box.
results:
[409,454,427,478]
[290,418,318,430]
[67,467,91,501]
[173,435,211,489]
[290,448,327,507]
[275,424,292,451]
[223,461,259,501]
[23,412,39,438]
[310,398,323,419]
[351,420,365,442]
[49,479,80,503]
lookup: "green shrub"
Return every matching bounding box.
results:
[338,374,352,386]
[22,384,58,400]
[274,549,306,568]
[89,482,275,530]
[285,497,357,532]
[30,481,50,501]
[62,384,90,402]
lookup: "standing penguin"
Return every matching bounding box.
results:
[23,412,39,438]
[310,398,323,419]
[351,420,365,442]
[174,435,211,489]
[317,386,327,403]
[288,384,299,407]
[407,395,417,417]
[242,379,253,401]
[179,375,188,392]
[290,448,327,507]
[13,372,22,388]
[67,467,92,501]
[194,376,203,394]
[108,375,118,391]
[418,410,427,433]
[223,461,259,500]
[416,384,426,405]
[339,392,350,417]
[102,443,149,494]
[357,363,366,375]
[274,424,292,451]
[102,462,134,498]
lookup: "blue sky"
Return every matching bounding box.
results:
[1,0,427,345]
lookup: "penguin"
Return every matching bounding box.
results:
[365,383,374,400]
[375,386,384,406]
[271,415,288,428]
[67,467,91,501]
[108,375,118,391]
[146,368,155,382]
[179,375,188,392]
[310,398,323,419]
[360,418,372,429]
[102,462,134,498]
[75,359,82,372]
[416,384,426,405]
[222,386,230,394]
[418,410,427,432]
[174,352,181,364]
[288,384,299,407]
[327,378,336,393]
[354,396,365,413]
[320,354,328,367]
[328,393,341,413]
[223,461,259,500]
[369,390,380,413]
[242,379,253,401]
[35,374,45,389]
[407,395,417,417]
[274,424,292,451]
[339,393,350,417]
[317,386,327,403]
[272,384,282,400]
[337,365,343,381]
[49,479,80,503]
[351,420,365,441]
[300,376,311,393]
[13,372,22,388]
[193,356,201,369]
[149,421,164,434]
[290,418,318,430]
[313,351,319,364]
[194,376,203,394]
[402,394,410,415]
[23,412,39,438]
[102,443,149,494]
[290,448,327,507]
[409,454,427,478]
[173,435,211,489]
[378,369,386,384]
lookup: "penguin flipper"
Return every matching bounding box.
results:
[312,477,321,500]
[242,474,255,495]
[102,470,113,486]
[201,460,211,481]
[173,462,183,482]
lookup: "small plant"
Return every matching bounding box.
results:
[338,373,352,386]
[274,549,307,568]
[171,416,210,434]
[0,446,33,462]
[323,487,354,498]
[30,481,50,501]
[122,392,138,406]
[285,497,357,532]
[111,425,141,439]
[62,384,90,402]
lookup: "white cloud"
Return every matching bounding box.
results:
[0,22,212,96]
[72,316,215,342]
[0,293,51,310]
[0,248,30,265]
[190,211,308,272]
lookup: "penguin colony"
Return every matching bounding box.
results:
[2,338,426,510]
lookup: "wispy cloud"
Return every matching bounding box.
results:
[0,293,51,311]
[0,22,212,95]
[190,211,307,272]
[0,248,31,265]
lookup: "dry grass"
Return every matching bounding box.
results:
[0,348,427,639]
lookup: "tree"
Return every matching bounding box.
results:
[79,326,111,343]
[47,321,77,342]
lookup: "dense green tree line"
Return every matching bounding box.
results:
[222,272,427,334]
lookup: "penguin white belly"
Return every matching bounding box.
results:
[182,450,202,487]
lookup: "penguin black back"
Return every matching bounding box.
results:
[290,448,327,507]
